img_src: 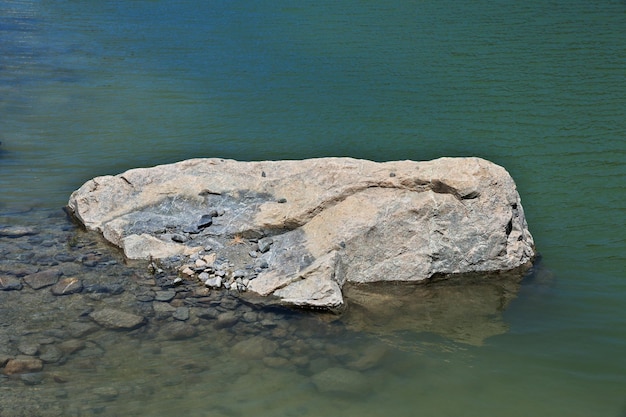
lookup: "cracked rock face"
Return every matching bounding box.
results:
[66,157,535,311]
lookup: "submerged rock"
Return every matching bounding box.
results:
[160,321,198,340]
[173,306,190,321]
[231,336,279,360]
[2,356,44,375]
[311,367,371,395]
[39,346,64,364]
[89,308,146,330]
[93,386,119,401]
[50,277,83,295]
[67,157,535,310]
[23,268,63,290]
[0,226,38,238]
[20,372,44,385]
[0,275,23,291]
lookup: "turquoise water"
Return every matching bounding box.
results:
[1,0,625,415]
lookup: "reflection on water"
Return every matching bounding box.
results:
[342,271,528,347]
[0,208,528,417]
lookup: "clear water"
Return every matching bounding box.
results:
[1,0,625,415]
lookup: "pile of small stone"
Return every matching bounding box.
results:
[178,237,274,293]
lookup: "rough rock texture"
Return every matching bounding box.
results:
[2,357,43,375]
[50,278,83,296]
[23,268,62,290]
[89,308,146,330]
[0,275,23,291]
[67,157,535,310]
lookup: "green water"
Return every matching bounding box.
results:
[1,0,625,415]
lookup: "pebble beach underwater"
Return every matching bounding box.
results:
[1,1,625,416]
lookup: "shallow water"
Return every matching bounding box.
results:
[1,0,625,416]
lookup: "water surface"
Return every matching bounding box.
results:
[1,0,625,416]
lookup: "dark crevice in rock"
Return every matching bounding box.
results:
[461,190,480,199]
[119,176,132,187]
[198,189,222,196]
[429,180,462,199]
[400,178,479,200]
[505,219,513,237]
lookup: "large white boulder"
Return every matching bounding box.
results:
[67,157,535,310]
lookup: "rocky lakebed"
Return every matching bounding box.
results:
[1,157,536,416]
[0,206,535,417]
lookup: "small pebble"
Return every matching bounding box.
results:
[183,226,199,234]
[21,373,44,385]
[171,234,187,243]
[197,214,213,229]
[173,307,190,321]
[0,276,23,291]
[154,290,176,302]
[257,237,274,253]
[18,342,40,356]
[205,277,222,288]
[203,253,217,264]
[54,254,76,262]
[135,293,154,303]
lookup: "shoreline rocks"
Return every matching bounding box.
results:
[0,203,545,416]
[66,157,536,311]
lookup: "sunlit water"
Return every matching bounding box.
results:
[1,0,625,416]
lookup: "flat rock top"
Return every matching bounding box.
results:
[69,157,508,232]
[67,157,535,310]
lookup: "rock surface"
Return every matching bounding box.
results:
[0,275,23,291]
[67,157,535,310]
[2,356,44,375]
[23,268,62,290]
[50,278,83,295]
[0,226,38,238]
[89,308,146,330]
